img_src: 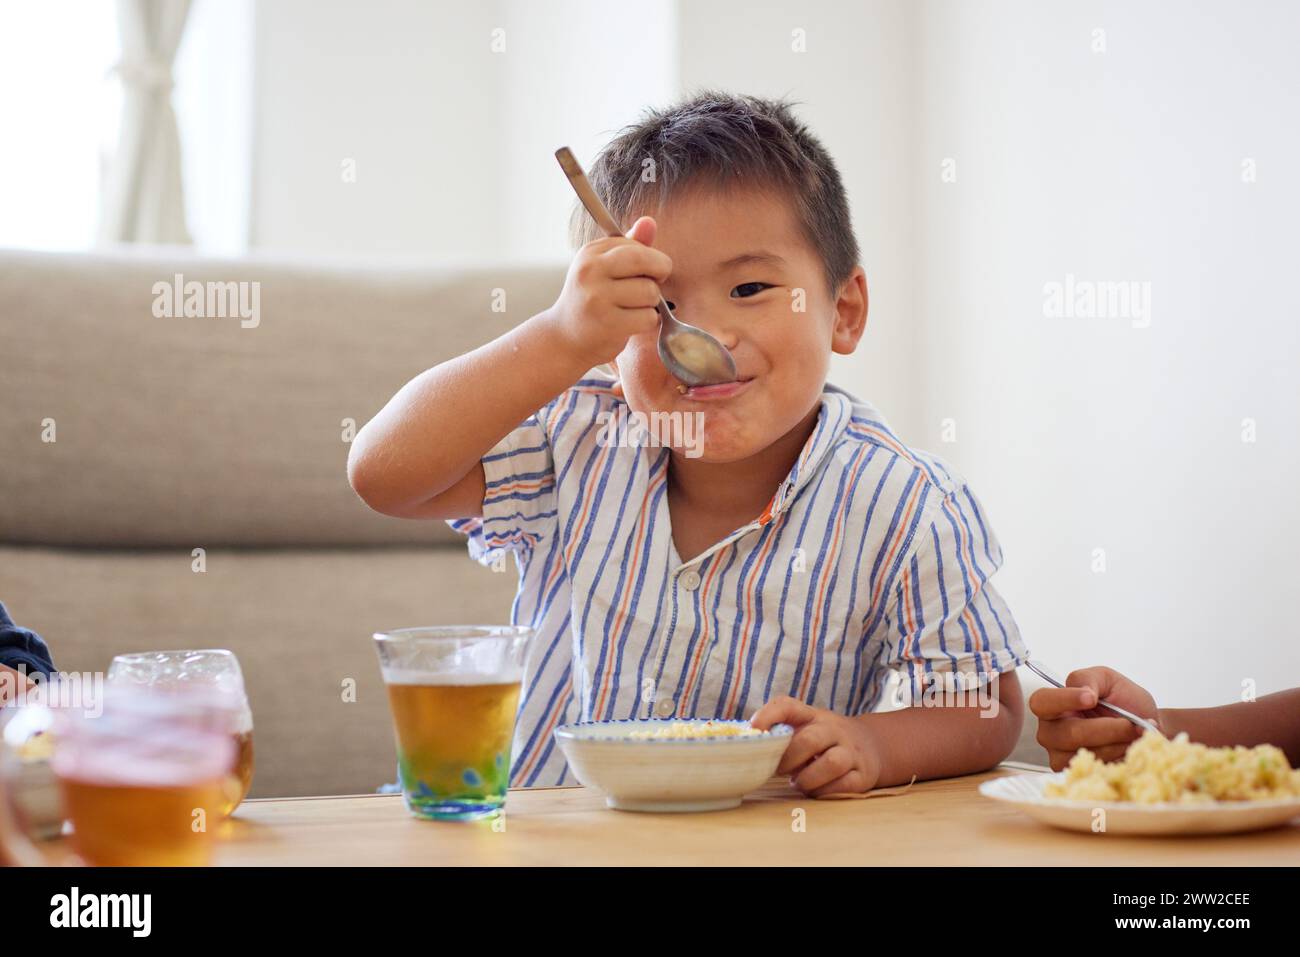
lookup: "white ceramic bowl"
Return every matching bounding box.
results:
[554,719,793,812]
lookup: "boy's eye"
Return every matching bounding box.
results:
[730,282,772,299]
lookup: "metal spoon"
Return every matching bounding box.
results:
[1025,659,1165,737]
[554,147,738,387]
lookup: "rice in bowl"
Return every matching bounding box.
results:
[626,720,768,740]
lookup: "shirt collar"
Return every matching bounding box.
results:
[757,386,855,526]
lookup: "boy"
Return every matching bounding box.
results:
[350,92,1028,794]
[1031,667,1300,769]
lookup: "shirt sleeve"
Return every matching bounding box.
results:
[0,601,55,678]
[447,403,559,568]
[873,484,1027,703]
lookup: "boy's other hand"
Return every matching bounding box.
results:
[544,216,672,371]
[1028,666,1159,770]
[751,695,883,797]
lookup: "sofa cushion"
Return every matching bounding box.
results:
[0,248,565,547]
[0,543,522,798]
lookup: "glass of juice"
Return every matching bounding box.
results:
[373,626,530,821]
[51,687,236,866]
[108,650,255,816]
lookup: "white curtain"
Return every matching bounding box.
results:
[99,0,193,245]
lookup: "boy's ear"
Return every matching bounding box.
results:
[830,266,868,355]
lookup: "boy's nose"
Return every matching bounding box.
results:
[704,322,741,353]
[672,306,740,351]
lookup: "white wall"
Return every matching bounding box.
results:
[914,0,1300,706]
[251,0,506,260]
[251,0,677,265]
[497,0,677,263]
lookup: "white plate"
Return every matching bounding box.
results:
[980,771,1300,836]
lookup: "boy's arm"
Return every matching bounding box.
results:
[348,317,587,519]
[850,480,1026,788]
[857,670,1024,785]
[348,218,670,519]
[753,672,1024,793]
[752,481,1029,796]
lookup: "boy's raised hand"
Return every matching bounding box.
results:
[544,215,672,371]
[1029,666,1160,770]
[750,695,883,797]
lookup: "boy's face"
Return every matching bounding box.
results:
[613,184,867,464]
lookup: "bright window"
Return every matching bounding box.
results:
[0,0,252,253]
[0,1,121,251]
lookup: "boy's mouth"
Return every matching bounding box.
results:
[678,377,754,401]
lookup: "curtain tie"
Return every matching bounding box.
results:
[111,56,175,94]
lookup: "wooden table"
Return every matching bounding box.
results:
[212,767,1300,866]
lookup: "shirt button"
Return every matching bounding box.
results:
[680,570,702,591]
[656,697,676,717]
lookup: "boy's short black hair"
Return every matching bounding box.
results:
[571,91,860,295]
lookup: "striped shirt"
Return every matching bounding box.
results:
[450,379,1027,786]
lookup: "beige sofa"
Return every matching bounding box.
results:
[0,247,1047,799]
[0,247,557,797]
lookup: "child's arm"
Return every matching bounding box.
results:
[1031,667,1300,767]
[348,217,670,519]
[750,481,1030,797]
[0,601,54,703]
[751,672,1025,795]
[1162,692,1300,764]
